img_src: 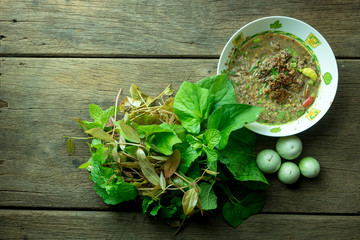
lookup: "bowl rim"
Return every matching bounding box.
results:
[217,16,338,137]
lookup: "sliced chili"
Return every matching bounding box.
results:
[302,96,315,107]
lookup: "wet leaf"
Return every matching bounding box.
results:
[182,188,199,216]
[136,148,160,186]
[85,128,114,142]
[163,149,181,178]
[160,171,166,190]
[66,138,75,155]
[78,162,91,169]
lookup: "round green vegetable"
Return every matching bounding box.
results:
[256,149,281,174]
[277,162,300,184]
[299,157,320,178]
[276,135,303,160]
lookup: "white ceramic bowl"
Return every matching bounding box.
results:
[217,16,338,137]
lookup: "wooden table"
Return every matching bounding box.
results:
[1,1,359,239]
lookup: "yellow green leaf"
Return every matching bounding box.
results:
[85,128,114,142]
[66,138,75,155]
[182,188,199,216]
[78,162,91,169]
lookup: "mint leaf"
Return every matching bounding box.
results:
[186,134,203,149]
[142,196,154,213]
[199,182,217,210]
[173,82,215,134]
[203,129,221,150]
[94,181,138,205]
[89,104,103,122]
[195,73,236,111]
[208,104,263,149]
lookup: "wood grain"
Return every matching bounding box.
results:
[1,0,359,57]
[0,58,359,213]
[0,210,359,240]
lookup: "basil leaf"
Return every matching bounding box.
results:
[208,104,263,149]
[173,82,215,134]
[195,73,236,111]
[199,182,217,210]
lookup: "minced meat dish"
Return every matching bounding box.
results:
[225,32,320,124]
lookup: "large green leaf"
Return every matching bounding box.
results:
[173,81,215,134]
[219,130,269,188]
[115,120,141,143]
[208,104,263,149]
[195,74,236,111]
[222,192,265,227]
[199,182,217,210]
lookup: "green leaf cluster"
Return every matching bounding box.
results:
[68,74,269,230]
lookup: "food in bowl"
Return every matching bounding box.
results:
[224,32,320,125]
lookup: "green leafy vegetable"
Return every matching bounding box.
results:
[173,82,215,134]
[195,73,236,110]
[199,182,217,210]
[68,74,269,232]
[208,104,263,149]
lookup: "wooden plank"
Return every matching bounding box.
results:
[0,210,359,240]
[1,0,359,57]
[0,58,359,213]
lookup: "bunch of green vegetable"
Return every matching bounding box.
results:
[66,74,270,230]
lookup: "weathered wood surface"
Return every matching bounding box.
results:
[1,210,359,240]
[1,0,360,239]
[1,0,359,58]
[0,58,359,214]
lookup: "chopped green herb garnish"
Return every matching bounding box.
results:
[270,68,279,76]
[251,44,261,49]
[253,38,261,43]
[290,62,297,68]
